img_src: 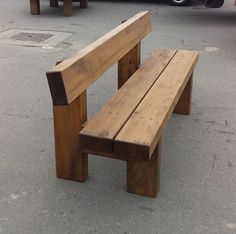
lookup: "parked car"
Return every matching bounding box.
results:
[168,0,225,7]
[67,0,226,8]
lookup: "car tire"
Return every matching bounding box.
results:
[168,0,191,6]
[205,0,224,8]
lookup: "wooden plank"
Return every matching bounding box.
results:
[174,74,193,115]
[127,140,162,198]
[53,93,88,182]
[63,0,73,16]
[79,49,177,154]
[114,50,199,160]
[47,11,152,105]
[30,0,40,15]
[118,43,141,89]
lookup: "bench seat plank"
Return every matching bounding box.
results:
[79,49,177,154]
[114,50,199,160]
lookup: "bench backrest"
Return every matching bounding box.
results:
[47,11,152,105]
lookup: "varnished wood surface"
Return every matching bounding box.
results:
[114,50,198,160]
[47,11,152,105]
[63,0,72,16]
[127,140,161,198]
[30,0,40,15]
[79,49,177,154]
[53,93,88,182]
[46,10,199,197]
[118,43,141,89]
[174,75,193,115]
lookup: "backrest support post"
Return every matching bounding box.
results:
[118,42,141,89]
[53,91,88,182]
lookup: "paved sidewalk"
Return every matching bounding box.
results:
[0,0,235,233]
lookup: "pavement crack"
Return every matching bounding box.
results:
[216,130,235,135]
[212,154,217,169]
[202,125,210,135]
[225,155,233,169]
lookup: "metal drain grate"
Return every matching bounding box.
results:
[10,32,53,43]
[0,29,72,48]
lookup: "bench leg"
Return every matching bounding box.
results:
[53,92,88,182]
[118,43,141,89]
[127,140,161,198]
[63,0,73,16]
[80,0,88,8]
[50,0,58,7]
[30,0,40,15]
[174,74,193,115]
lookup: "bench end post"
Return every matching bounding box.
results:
[127,139,162,198]
[174,74,193,115]
[63,0,73,16]
[53,92,88,182]
[30,0,40,15]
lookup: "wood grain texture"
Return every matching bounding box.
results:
[174,74,193,115]
[114,50,199,160]
[30,0,40,14]
[127,140,161,198]
[53,92,88,182]
[118,43,141,89]
[50,0,58,7]
[80,0,88,8]
[47,11,152,105]
[79,49,177,154]
[63,0,72,16]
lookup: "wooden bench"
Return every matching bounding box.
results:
[30,0,88,16]
[46,11,199,198]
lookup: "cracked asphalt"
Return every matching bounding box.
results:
[0,0,235,233]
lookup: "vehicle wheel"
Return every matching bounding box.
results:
[205,0,224,8]
[168,0,191,6]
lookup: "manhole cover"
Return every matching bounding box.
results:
[0,29,72,48]
[10,32,53,43]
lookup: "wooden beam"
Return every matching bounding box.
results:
[53,92,88,182]
[30,0,40,15]
[114,50,199,160]
[79,49,177,154]
[63,0,73,16]
[118,43,141,89]
[127,140,162,198]
[174,74,193,115]
[47,11,152,105]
